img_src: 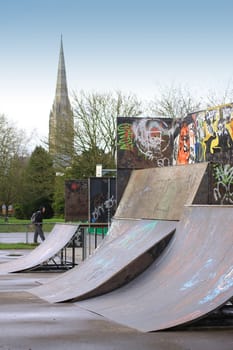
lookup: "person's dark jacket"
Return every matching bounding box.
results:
[35,210,43,225]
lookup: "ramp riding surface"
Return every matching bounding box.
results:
[30,219,176,303]
[77,206,233,332]
[0,224,78,274]
[115,162,208,220]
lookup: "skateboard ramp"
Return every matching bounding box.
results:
[0,224,78,274]
[30,219,176,303]
[115,162,208,220]
[77,206,233,332]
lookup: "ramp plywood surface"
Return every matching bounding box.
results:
[77,206,233,332]
[0,224,78,274]
[115,163,208,220]
[30,219,176,303]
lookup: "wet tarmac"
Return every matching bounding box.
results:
[0,250,232,349]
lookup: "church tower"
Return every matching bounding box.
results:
[49,37,74,167]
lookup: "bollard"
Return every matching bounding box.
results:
[26,225,29,244]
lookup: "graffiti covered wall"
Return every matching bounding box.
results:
[116,107,233,204]
[117,117,173,169]
[89,177,116,223]
[173,103,233,165]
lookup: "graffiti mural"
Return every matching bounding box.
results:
[173,118,196,165]
[117,117,173,169]
[173,103,233,164]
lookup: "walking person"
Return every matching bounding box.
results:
[33,206,46,243]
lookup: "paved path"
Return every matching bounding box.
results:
[0,231,49,244]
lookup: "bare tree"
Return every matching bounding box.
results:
[72,90,142,162]
[148,84,202,119]
[206,79,233,107]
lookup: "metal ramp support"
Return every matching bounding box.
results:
[30,231,79,272]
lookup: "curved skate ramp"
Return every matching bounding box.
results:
[30,219,176,303]
[77,206,233,332]
[0,224,78,274]
[115,162,208,220]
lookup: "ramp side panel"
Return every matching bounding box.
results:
[30,219,176,303]
[0,224,78,274]
[78,206,233,332]
[115,163,208,220]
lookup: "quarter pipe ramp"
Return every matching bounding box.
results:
[77,206,233,332]
[0,224,78,274]
[30,219,176,302]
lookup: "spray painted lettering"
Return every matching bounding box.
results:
[117,123,134,151]
[91,196,117,223]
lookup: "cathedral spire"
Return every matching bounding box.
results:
[55,35,69,104]
[49,37,74,167]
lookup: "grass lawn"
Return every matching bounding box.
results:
[0,217,65,233]
[0,217,65,224]
[0,243,38,249]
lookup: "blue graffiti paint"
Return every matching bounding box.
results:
[118,221,158,249]
[180,259,214,291]
[199,266,233,304]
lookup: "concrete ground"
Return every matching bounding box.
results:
[0,250,232,349]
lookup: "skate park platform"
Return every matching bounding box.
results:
[0,163,233,347]
[28,163,233,330]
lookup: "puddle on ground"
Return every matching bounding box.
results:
[7,254,22,257]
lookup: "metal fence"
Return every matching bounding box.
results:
[77,224,108,260]
[0,222,109,262]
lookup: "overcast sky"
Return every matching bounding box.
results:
[1,0,233,144]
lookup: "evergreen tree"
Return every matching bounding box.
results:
[22,146,55,218]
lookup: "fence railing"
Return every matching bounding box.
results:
[0,222,109,262]
[77,223,109,260]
